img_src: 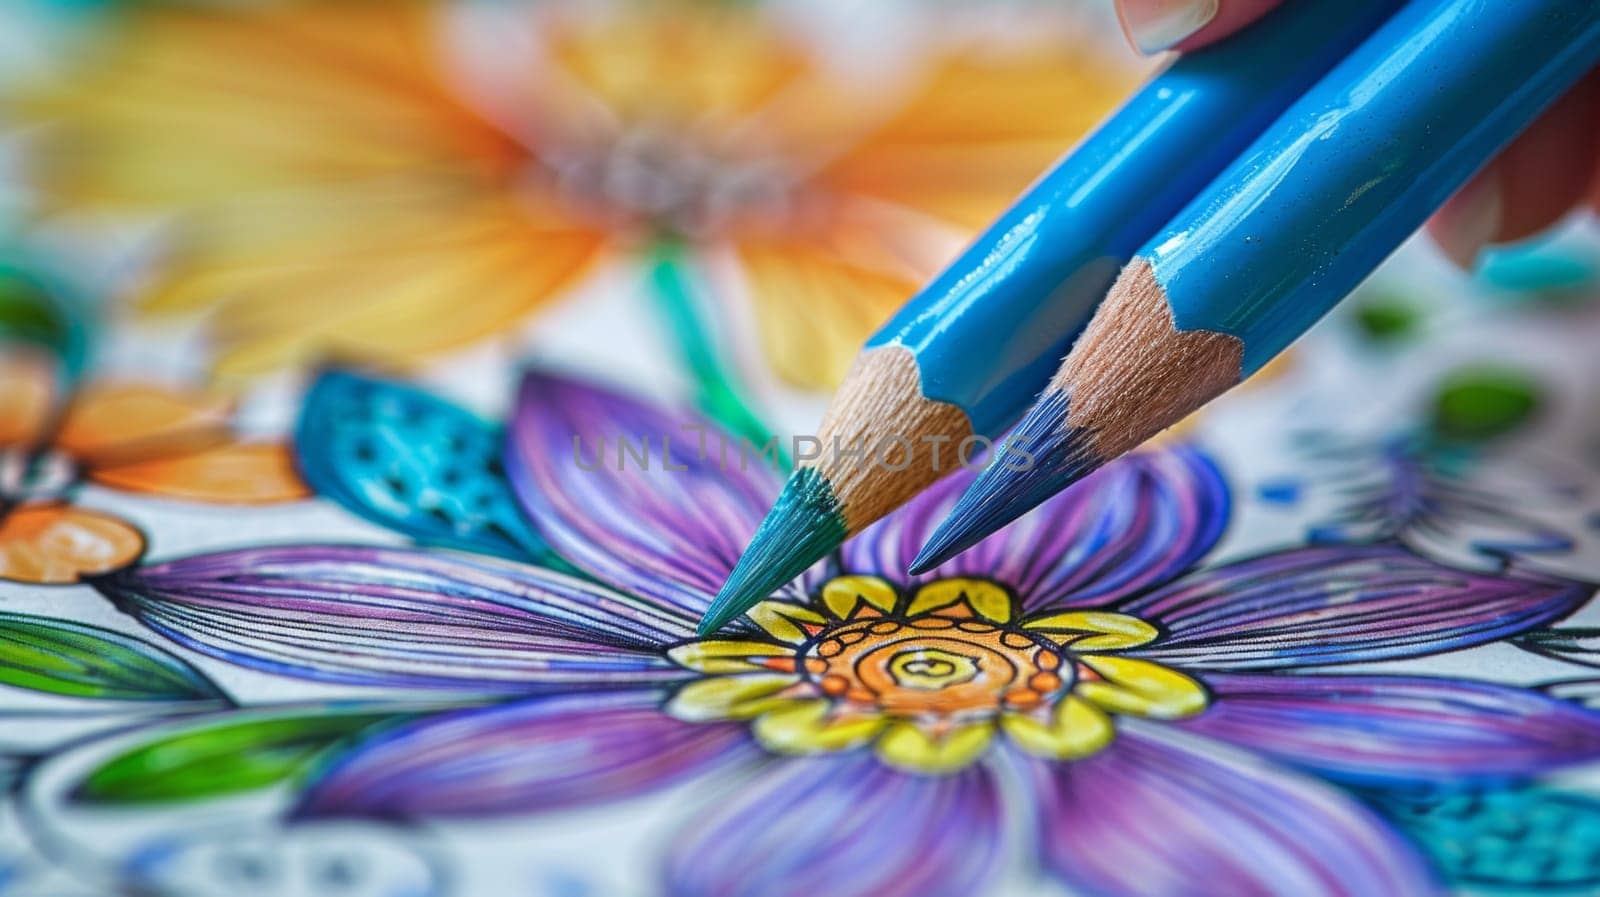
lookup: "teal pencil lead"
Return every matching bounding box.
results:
[910,392,1098,574]
[700,468,847,635]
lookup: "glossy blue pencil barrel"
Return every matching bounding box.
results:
[1154,0,1600,372]
[868,0,1399,437]
[912,0,1600,573]
[703,0,1405,634]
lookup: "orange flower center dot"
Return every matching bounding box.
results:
[803,618,1070,720]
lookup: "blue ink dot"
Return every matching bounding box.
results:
[1257,479,1302,505]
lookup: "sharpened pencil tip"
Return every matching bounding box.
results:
[913,392,1105,571]
[699,468,849,635]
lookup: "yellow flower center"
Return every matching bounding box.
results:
[547,124,793,238]
[668,575,1209,775]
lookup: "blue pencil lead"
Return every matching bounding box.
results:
[910,392,1101,573]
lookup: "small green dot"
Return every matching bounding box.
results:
[1350,293,1422,344]
[1429,366,1543,443]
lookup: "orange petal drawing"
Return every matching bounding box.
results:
[0,353,59,447]
[90,442,309,504]
[54,384,233,467]
[0,505,145,584]
[819,47,1138,231]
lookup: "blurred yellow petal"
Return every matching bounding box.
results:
[55,384,231,465]
[18,4,604,379]
[820,47,1137,230]
[0,505,144,584]
[1077,656,1208,720]
[736,240,918,390]
[551,9,807,126]
[90,442,308,504]
[876,721,993,774]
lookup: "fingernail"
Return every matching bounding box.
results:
[1433,175,1502,271]
[1118,0,1220,54]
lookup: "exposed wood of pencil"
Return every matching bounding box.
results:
[1051,259,1243,457]
[813,344,974,532]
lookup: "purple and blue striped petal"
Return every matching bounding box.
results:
[298,691,749,819]
[845,445,1228,610]
[506,371,828,618]
[665,752,1003,897]
[98,545,691,692]
[1180,674,1600,785]
[1019,722,1442,897]
[1123,544,1592,670]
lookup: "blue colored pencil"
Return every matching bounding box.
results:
[913,0,1600,572]
[699,0,1401,634]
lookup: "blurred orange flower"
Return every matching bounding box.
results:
[14,2,1133,388]
[0,354,306,584]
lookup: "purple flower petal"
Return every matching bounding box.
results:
[298,691,750,819]
[1020,722,1441,897]
[1181,673,1600,784]
[506,371,827,617]
[1123,544,1592,669]
[844,445,1227,611]
[100,545,692,692]
[665,752,1002,897]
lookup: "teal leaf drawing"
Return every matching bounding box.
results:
[294,370,572,571]
[0,612,222,702]
[72,707,403,805]
[1361,782,1600,890]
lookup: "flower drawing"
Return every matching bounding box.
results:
[95,371,1600,897]
[15,2,1132,388]
[0,352,305,583]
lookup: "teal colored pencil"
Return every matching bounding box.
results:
[913,0,1600,572]
[699,0,1401,634]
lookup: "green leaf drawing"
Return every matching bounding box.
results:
[1362,782,1600,890]
[0,262,90,379]
[74,708,401,805]
[0,612,223,702]
[1428,366,1542,444]
[1350,293,1421,344]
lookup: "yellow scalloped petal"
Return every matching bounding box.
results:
[664,674,800,722]
[752,700,886,754]
[668,640,794,674]
[876,721,994,774]
[1023,611,1159,650]
[747,601,827,644]
[1000,696,1115,760]
[905,577,1012,623]
[1077,656,1208,720]
[821,575,899,620]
